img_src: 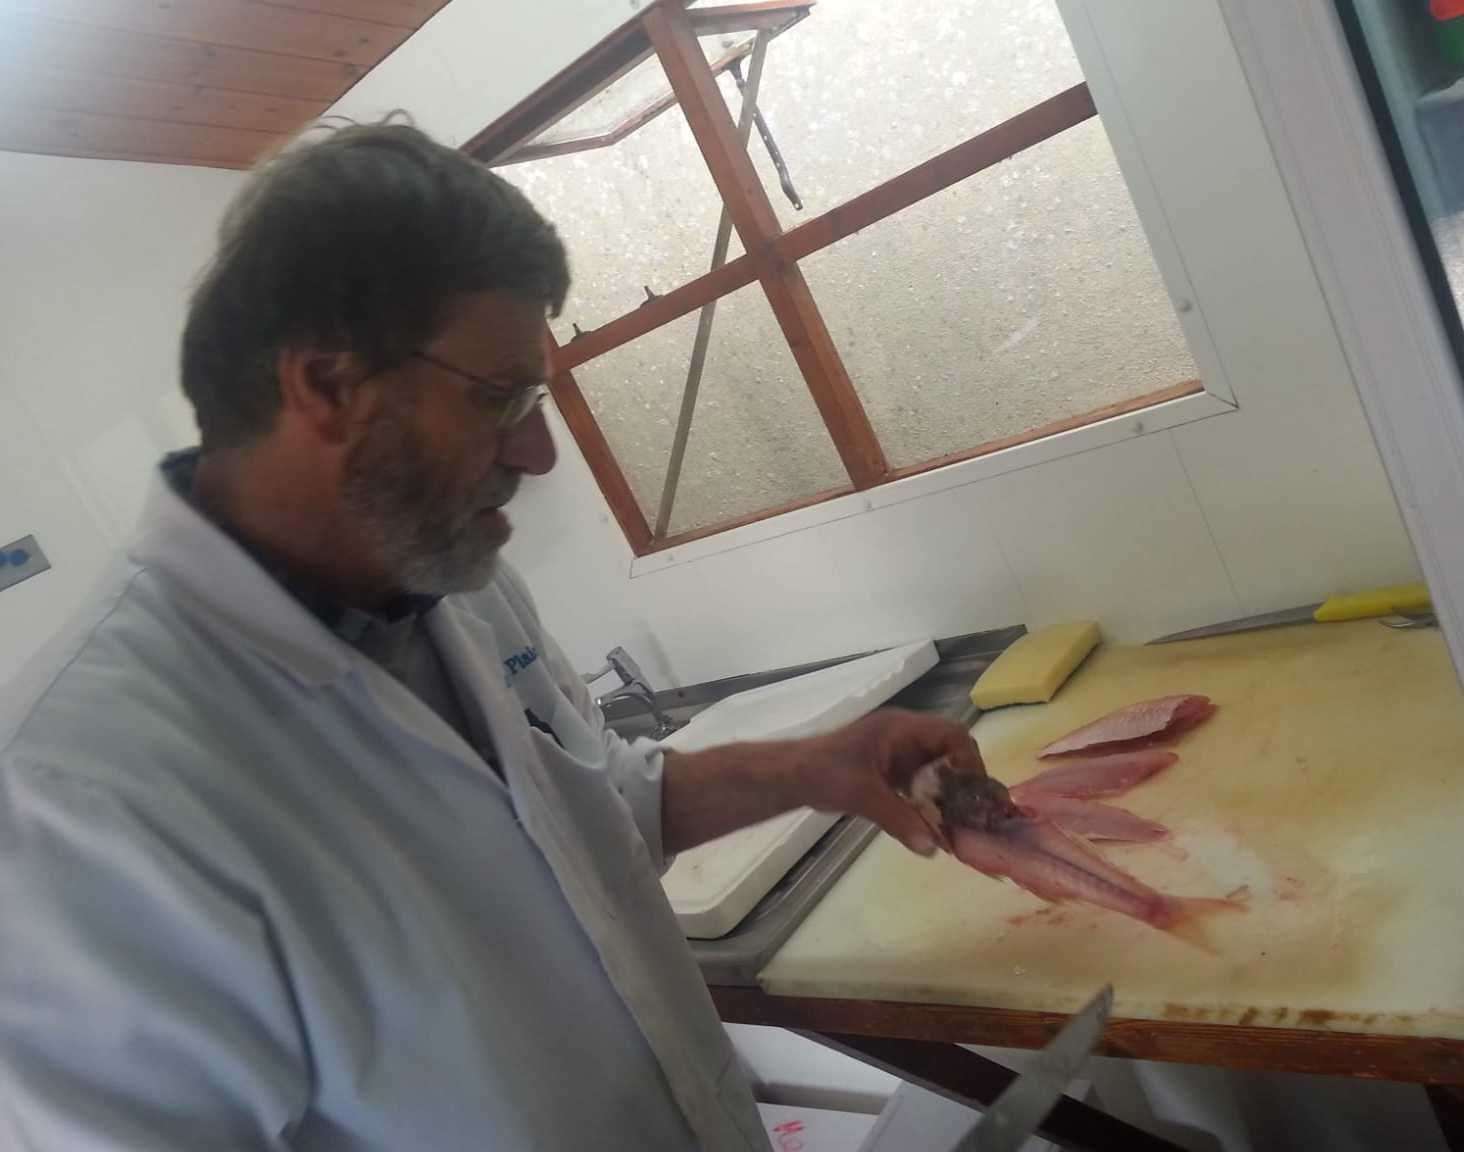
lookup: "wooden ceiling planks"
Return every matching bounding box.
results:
[0,14,363,101]
[0,0,451,168]
[264,0,450,24]
[0,105,287,167]
[0,65,325,134]
[22,0,413,68]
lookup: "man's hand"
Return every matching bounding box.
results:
[791,709,985,856]
[660,709,986,857]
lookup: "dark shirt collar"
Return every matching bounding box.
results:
[161,449,441,646]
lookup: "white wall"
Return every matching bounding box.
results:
[0,152,244,683]
[328,0,645,146]
[493,0,1421,686]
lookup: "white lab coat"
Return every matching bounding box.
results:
[0,468,769,1151]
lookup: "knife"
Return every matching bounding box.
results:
[1151,583,1431,645]
[954,984,1113,1152]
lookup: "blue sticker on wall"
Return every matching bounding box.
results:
[0,536,50,592]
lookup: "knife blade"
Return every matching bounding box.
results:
[1149,604,1321,645]
[956,985,1113,1152]
[1152,582,1434,644]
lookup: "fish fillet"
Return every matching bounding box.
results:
[1012,793,1169,842]
[904,758,1234,936]
[949,819,1230,933]
[1010,749,1178,799]
[1039,695,1214,758]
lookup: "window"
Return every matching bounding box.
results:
[467,0,1216,554]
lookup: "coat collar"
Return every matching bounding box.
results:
[129,455,359,688]
[129,456,512,780]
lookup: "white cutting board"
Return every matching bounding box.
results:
[662,639,938,938]
[762,623,1464,1038]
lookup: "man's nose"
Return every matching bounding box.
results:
[498,403,557,475]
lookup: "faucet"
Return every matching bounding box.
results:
[583,646,680,739]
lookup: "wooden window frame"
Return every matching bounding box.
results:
[468,1,1209,556]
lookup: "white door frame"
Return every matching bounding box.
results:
[1221,0,1464,680]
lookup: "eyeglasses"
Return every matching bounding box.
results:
[409,351,547,427]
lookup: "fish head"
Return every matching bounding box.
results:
[900,757,1019,840]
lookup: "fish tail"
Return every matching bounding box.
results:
[1152,895,1246,951]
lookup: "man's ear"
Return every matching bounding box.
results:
[275,346,376,445]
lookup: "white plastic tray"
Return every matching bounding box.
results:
[661,640,938,938]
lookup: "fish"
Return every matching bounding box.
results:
[902,756,1019,842]
[1012,793,1170,842]
[1010,749,1178,800]
[1039,694,1215,758]
[902,758,1236,937]
[948,818,1233,935]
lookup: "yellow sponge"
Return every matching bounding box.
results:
[970,621,1102,710]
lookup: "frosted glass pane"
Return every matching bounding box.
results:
[570,309,696,520]
[802,116,1197,469]
[533,39,756,144]
[570,283,848,536]
[545,55,673,141]
[503,104,723,338]
[718,0,1086,228]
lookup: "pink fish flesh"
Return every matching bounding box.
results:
[1039,695,1215,758]
[1010,749,1178,799]
[1011,793,1169,843]
[948,818,1224,931]
[903,758,1234,935]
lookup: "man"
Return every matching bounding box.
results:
[0,124,986,1150]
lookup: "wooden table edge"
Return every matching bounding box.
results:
[711,986,1464,1084]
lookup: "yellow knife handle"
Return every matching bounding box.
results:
[1312,583,1432,622]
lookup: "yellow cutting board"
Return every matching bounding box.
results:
[761,622,1464,1037]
